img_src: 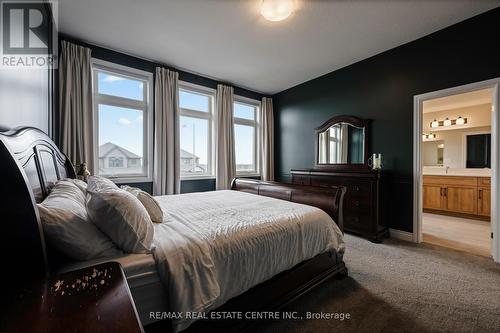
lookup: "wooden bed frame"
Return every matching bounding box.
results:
[0,126,348,332]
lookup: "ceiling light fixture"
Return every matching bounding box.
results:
[456,116,465,125]
[431,119,439,128]
[443,118,452,126]
[261,0,295,22]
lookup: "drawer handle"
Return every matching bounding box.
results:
[352,186,360,192]
[479,189,482,200]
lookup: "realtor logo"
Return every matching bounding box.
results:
[1,0,58,68]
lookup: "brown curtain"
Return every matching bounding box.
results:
[58,41,94,173]
[216,84,236,190]
[260,97,274,181]
[153,67,180,195]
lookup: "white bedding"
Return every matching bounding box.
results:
[153,190,344,332]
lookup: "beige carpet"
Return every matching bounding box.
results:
[254,234,500,333]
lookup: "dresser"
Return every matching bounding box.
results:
[291,168,388,242]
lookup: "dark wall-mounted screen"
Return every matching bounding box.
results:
[466,134,491,168]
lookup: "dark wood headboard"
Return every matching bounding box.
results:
[231,178,346,232]
[0,126,76,286]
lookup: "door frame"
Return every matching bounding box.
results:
[413,78,500,263]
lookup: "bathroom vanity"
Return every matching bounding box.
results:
[423,175,491,219]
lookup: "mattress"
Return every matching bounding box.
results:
[59,190,344,331]
[59,253,169,325]
[153,190,344,332]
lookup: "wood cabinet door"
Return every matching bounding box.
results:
[478,189,491,217]
[444,187,477,215]
[423,185,443,210]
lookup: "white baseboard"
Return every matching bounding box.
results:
[389,228,415,242]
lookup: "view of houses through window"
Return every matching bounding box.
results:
[92,61,260,181]
[234,100,259,174]
[179,87,213,177]
[92,60,152,180]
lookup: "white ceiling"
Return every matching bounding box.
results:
[423,88,493,113]
[58,0,500,95]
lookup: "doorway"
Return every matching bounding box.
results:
[413,79,500,262]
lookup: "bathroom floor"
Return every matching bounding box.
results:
[422,212,491,257]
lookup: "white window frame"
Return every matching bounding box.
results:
[91,58,153,183]
[234,96,260,177]
[179,81,216,180]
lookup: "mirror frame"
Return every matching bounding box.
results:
[314,115,371,169]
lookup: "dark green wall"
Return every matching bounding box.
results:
[273,8,500,232]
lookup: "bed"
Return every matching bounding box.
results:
[0,126,347,332]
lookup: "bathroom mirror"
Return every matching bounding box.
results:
[423,140,445,166]
[315,115,370,168]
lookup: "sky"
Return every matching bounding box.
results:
[97,72,255,166]
[98,72,144,156]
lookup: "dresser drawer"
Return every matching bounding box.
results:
[310,176,342,188]
[346,182,371,198]
[344,196,372,214]
[292,175,311,186]
[344,213,373,233]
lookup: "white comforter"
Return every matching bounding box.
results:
[152,190,344,332]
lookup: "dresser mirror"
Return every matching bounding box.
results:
[315,115,370,168]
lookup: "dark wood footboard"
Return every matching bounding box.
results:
[146,252,347,333]
[231,178,346,232]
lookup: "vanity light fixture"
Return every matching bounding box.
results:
[422,133,436,140]
[261,0,295,22]
[429,117,467,128]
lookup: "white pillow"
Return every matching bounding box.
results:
[64,178,88,194]
[87,179,154,254]
[121,185,164,223]
[37,180,122,260]
[87,175,118,192]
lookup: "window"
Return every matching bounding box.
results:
[233,99,259,175]
[179,83,215,178]
[92,59,153,181]
[109,157,124,168]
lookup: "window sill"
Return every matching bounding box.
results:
[181,176,216,181]
[106,177,152,184]
[236,173,261,178]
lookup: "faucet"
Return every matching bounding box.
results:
[445,166,450,174]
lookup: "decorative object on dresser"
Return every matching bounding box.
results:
[1,262,144,333]
[292,115,388,243]
[76,162,91,181]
